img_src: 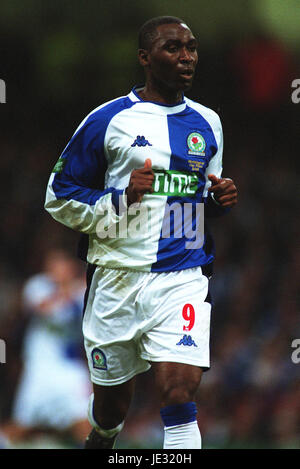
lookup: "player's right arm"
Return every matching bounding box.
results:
[45,110,127,234]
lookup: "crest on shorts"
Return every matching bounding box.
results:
[91,348,107,370]
[187,132,206,156]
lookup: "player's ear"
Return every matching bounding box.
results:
[138,48,150,67]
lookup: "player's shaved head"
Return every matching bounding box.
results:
[138,16,189,50]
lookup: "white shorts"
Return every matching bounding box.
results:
[83,266,211,386]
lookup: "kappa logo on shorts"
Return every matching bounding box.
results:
[176,334,198,347]
[91,348,107,370]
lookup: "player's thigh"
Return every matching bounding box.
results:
[152,361,203,407]
[92,377,136,427]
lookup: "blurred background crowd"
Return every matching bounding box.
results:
[0,0,299,449]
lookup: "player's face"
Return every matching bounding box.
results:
[144,23,198,92]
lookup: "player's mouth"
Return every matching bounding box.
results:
[178,68,194,80]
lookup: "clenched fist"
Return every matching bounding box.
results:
[126,159,154,206]
[208,174,237,208]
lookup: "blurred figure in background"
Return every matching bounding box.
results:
[0,2,299,449]
[1,249,91,448]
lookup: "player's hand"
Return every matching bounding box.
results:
[207,174,237,208]
[126,159,154,205]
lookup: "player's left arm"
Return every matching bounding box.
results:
[203,113,237,216]
[207,174,237,208]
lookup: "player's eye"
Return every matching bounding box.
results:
[167,46,178,53]
[187,43,197,52]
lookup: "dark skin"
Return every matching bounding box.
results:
[93,22,237,431]
[126,23,237,207]
[138,22,199,104]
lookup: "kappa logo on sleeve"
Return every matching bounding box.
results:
[91,348,107,370]
[52,157,67,174]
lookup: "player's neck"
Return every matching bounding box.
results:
[139,82,183,106]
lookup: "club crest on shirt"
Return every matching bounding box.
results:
[91,348,107,370]
[187,132,206,156]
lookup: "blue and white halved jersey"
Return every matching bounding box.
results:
[45,86,228,272]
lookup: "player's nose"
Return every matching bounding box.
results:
[179,47,193,63]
